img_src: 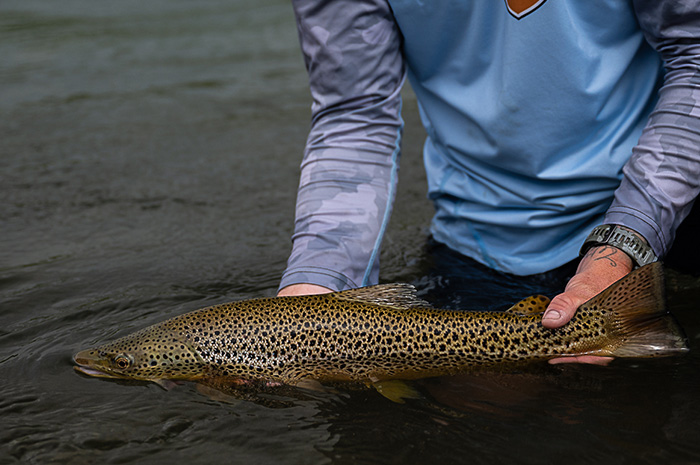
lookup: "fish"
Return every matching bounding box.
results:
[74,262,687,394]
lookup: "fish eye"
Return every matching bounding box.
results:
[113,355,132,370]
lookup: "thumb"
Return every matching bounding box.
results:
[542,291,587,329]
[541,245,633,329]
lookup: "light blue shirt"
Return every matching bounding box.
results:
[392,0,660,273]
[281,0,700,291]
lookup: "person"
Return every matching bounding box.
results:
[277,0,700,362]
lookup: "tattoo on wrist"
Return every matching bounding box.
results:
[590,246,618,267]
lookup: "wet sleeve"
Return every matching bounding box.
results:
[279,0,405,292]
[605,0,700,257]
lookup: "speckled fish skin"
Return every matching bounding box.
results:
[74,263,687,385]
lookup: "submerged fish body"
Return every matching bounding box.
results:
[74,263,687,386]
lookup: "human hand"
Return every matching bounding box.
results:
[277,283,334,297]
[542,245,634,365]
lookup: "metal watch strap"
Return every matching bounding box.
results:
[580,224,657,268]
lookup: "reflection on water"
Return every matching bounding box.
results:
[1,1,699,464]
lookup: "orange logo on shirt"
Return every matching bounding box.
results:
[505,0,548,19]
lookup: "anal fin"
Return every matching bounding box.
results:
[371,380,422,404]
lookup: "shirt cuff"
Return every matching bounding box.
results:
[278,266,359,294]
[604,207,668,258]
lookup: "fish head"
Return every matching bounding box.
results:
[74,324,206,383]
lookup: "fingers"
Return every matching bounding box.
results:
[548,355,614,366]
[277,283,334,297]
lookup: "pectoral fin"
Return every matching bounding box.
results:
[154,379,183,390]
[195,383,241,404]
[296,378,334,393]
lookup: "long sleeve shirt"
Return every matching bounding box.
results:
[280,0,700,291]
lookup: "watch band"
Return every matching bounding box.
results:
[580,224,657,268]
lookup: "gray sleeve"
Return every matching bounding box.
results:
[280,0,405,291]
[606,0,700,257]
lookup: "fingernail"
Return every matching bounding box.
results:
[543,310,561,321]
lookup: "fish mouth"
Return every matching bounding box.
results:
[73,350,123,380]
[73,350,184,389]
[73,364,119,378]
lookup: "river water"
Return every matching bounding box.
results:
[2,1,699,464]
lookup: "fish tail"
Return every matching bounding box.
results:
[583,262,688,358]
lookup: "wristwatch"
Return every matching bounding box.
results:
[580,224,658,268]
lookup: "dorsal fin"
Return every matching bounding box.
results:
[504,295,550,315]
[332,284,432,309]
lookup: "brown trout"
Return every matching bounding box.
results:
[74,263,687,389]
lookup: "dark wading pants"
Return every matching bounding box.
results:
[419,199,700,310]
